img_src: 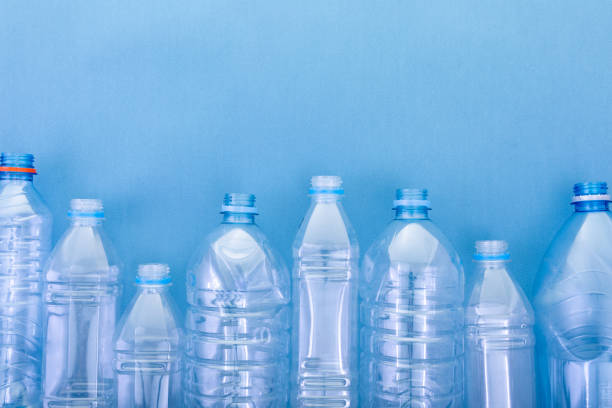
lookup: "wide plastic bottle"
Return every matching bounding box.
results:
[184,193,290,407]
[360,188,463,407]
[534,182,612,407]
[114,263,182,408]
[465,240,535,408]
[0,153,52,407]
[42,199,122,408]
[292,175,359,407]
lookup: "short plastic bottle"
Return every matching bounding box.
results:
[359,188,464,407]
[114,263,182,408]
[42,199,122,408]
[0,153,52,407]
[465,240,535,408]
[184,193,291,407]
[534,182,612,407]
[292,176,359,407]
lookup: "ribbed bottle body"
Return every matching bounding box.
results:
[465,241,535,408]
[42,200,121,408]
[184,216,290,407]
[293,244,359,407]
[292,178,359,407]
[360,199,463,407]
[0,155,52,407]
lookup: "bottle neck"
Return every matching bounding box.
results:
[222,212,255,224]
[311,194,342,204]
[136,283,171,291]
[0,173,34,182]
[394,207,430,220]
[574,201,609,212]
[474,259,509,269]
[70,217,104,226]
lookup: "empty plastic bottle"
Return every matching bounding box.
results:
[534,182,612,407]
[114,263,182,408]
[360,188,464,407]
[292,176,359,407]
[42,199,122,408]
[465,240,535,408]
[184,193,290,407]
[0,153,52,407]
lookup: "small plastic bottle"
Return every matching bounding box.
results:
[43,199,121,408]
[465,240,535,408]
[114,263,182,408]
[292,176,360,407]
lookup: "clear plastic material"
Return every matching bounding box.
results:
[43,199,122,408]
[114,264,182,408]
[292,176,360,407]
[465,240,535,408]
[0,153,52,407]
[360,188,464,407]
[534,182,612,407]
[184,193,291,407]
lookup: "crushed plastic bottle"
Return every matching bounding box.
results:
[184,193,290,407]
[534,182,612,407]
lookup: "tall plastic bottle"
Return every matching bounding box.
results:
[0,153,52,407]
[360,188,463,407]
[184,193,290,407]
[114,263,182,408]
[534,182,612,407]
[42,199,121,408]
[292,176,359,407]
[465,240,535,408]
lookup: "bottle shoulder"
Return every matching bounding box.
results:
[362,219,463,285]
[0,181,52,221]
[187,222,290,296]
[534,211,612,300]
[45,224,122,282]
[293,200,358,254]
[466,266,534,324]
[115,290,182,351]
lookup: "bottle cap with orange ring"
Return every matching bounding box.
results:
[0,153,37,175]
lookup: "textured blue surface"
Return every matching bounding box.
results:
[1,1,612,311]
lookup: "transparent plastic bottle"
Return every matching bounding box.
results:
[42,199,122,408]
[0,153,52,407]
[534,182,612,407]
[114,263,182,408]
[184,193,290,407]
[292,176,359,407]
[465,240,535,408]
[360,188,464,407]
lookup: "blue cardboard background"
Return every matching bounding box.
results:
[2,1,612,311]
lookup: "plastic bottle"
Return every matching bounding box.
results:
[465,240,535,408]
[184,193,291,407]
[292,176,359,407]
[0,153,52,407]
[534,182,612,407]
[360,188,463,407]
[114,263,182,408]
[42,199,121,408]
